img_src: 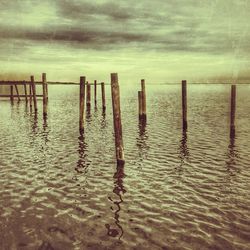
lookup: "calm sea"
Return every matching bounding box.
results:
[0,84,250,249]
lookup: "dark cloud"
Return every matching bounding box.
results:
[0,0,250,61]
[53,0,200,31]
[55,0,134,21]
[1,21,249,55]
[0,25,149,46]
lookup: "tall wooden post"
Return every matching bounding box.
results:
[94,80,97,107]
[42,73,47,117]
[182,80,187,130]
[230,85,236,138]
[79,76,86,133]
[138,91,143,119]
[111,73,125,165]
[46,79,48,102]
[29,80,32,109]
[10,85,14,103]
[141,79,146,119]
[101,82,106,111]
[23,81,28,103]
[31,76,37,112]
[86,82,91,109]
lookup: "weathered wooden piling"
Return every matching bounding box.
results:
[10,85,14,103]
[182,80,187,130]
[46,82,48,102]
[230,85,236,138]
[42,73,48,117]
[94,80,97,106]
[86,82,91,109]
[79,76,86,133]
[31,76,37,112]
[141,79,147,119]
[101,82,106,111]
[14,84,20,101]
[138,91,143,118]
[111,73,125,165]
[29,81,32,108]
[23,81,28,103]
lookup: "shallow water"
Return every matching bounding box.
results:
[0,84,250,250]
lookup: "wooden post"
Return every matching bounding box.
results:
[101,82,106,111]
[230,85,236,138]
[29,80,32,108]
[10,85,14,103]
[138,91,143,119]
[31,76,37,112]
[182,80,187,130]
[14,84,21,101]
[86,82,91,109]
[111,73,125,165]
[79,76,86,133]
[24,81,28,103]
[46,79,48,102]
[141,79,146,119]
[42,73,47,117]
[94,80,97,106]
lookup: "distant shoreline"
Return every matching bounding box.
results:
[45,82,250,85]
[0,81,249,85]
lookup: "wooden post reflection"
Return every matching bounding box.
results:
[179,129,189,165]
[137,118,148,161]
[225,130,238,178]
[76,133,89,174]
[42,114,49,145]
[106,164,126,239]
[32,112,38,135]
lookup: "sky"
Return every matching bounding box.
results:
[0,0,250,83]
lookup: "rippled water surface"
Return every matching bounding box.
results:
[0,84,250,250]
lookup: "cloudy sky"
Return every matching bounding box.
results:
[0,0,249,83]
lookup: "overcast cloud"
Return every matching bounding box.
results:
[0,0,249,82]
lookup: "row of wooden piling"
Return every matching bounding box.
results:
[80,80,106,109]
[79,75,238,166]
[8,74,48,117]
[79,74,124,165]
[1,73,238,166]
[115,78,236,166]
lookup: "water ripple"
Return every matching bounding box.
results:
[0,84,250,249]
